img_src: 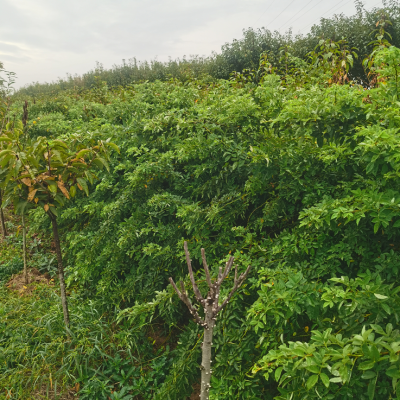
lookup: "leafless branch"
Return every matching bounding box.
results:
[217,265,252,313]
[219,256,234,284]
[184,241,205,304]
[169,277,206,326]
[201,248,213,290]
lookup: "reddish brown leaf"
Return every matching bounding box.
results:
[27,189,38,202]
[21,178,31,187]
[57,180,70,199]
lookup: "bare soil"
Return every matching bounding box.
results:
[190,382,201,399]
[32,385,78,399]
[6,267,55,295]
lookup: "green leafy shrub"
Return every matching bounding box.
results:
[4,26,400,400]
[0,256,23,283]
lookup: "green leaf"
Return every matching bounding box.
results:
[369,345,380,362]
[85,170,95,185]
[362,344,370,357]
[0,149,13,158]
[0,154,12,167]
[105,142,120,154]
[368,374,378,400]
[47,181,58,193]
[359,361,375,370]
[386,367,400,379]
[320,373,330,388]
[49,206,58,217]
[275,367,283,382]
[370,324,385,335]
[306,374,318,390]
[362,371,377,379]
[77,178,89,196]
[366,162,375,174]
[92,157,110,171]
[381,303,392,314]
[51,139,69,149]
[393,220,400,227]
[291,348,305,357]
[374,293,388,299]
[70,185,76,198]
[390,352,399,362]
[76,149,92,159]
[306,365,320,374]
[15,200,28,216]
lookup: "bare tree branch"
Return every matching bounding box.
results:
[234,263,238,285]
[201,248,213,290]
[184,241,205,304]
[219,256,235,284]
[217,265,252,313]
[169,277,206,326]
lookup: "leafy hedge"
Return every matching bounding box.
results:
[3,39,400,400]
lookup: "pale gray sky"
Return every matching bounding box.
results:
[0,0,383,87]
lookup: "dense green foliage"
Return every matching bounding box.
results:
[16,1,400,97]
[3,9,400,399]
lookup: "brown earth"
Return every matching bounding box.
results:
[6,267,55,295]
[31,385,78,399]
[190,382,201,399]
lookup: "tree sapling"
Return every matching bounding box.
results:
[169,241,251,400]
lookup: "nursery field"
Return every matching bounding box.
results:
[2,5,400,400]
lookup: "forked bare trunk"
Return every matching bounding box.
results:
[50,214,70,332]
[22,214,28,285]
[0,190,7,238]
[170,242,251,400]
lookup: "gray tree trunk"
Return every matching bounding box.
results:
[50,215,70,332]
[22,214,28,284]
[201,305,215,400]
[0,190,7,238]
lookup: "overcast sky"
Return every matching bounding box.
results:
[0,0,383,87]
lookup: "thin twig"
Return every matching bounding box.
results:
[217,265,252,313]
[184,241,205,304]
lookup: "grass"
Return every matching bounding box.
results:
[0,252,183,399]
[0,215,197,400]
[0,282,152,399]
